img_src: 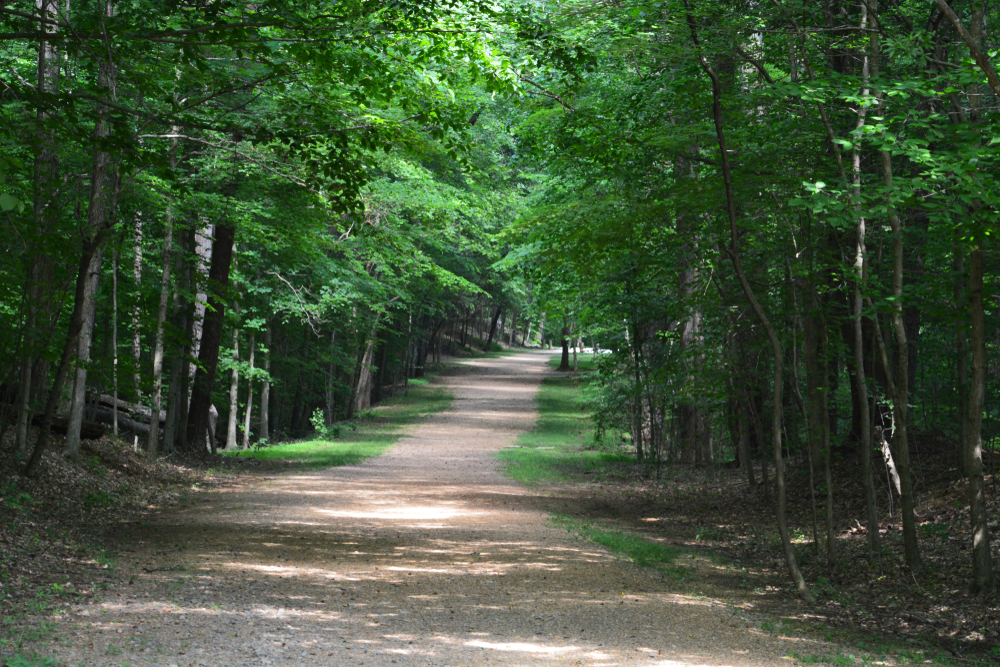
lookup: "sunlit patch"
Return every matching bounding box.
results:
[319,505,477,521]
[465,639,578,655]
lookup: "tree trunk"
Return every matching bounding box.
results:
[558,324,571,371]
[242,331,255,449]
[225,328,240,451]
[871,3,919,568]
[185,223,236,453]
[146,212,173,458]
[260,322,271,442]
[131,214,143,402]
[63,248,104,458]
[484,306,502,351]
[23,236,103,477]
[686,5,812,600]
[61,51,117,460]
[848,0,880,557]
[966,247,995,594]
[351,318,381,415]
[162,230,187,452]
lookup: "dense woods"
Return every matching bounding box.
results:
[1,0,999,617]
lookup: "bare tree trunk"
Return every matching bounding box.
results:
[260,322,271,442]
[146,212,173,458]
[63,248,104,458]
[131,214,143,402]
[848,0,880,557]
[871,0,919,568]
[225,329,240,451]
[185,223,236,453]
[967,247,995,594]
[242,332,255,449]
[351,318,381,415]
[162,231,187,452]
[62,46,117,459]
[484,306,502,351]
[112,251,119,436]
[686,3,812,601]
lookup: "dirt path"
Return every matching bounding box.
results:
[45,352,832,667]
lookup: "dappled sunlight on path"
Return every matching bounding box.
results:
[43,352,834,667]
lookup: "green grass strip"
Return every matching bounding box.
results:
[498,353,632,485]
[552,514,691,581]
[227,382,451,469]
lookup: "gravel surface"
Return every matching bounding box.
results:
[38,351,836,666]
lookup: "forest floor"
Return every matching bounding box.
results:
[0,351,996,667]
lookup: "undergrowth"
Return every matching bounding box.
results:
[228,382,452,469]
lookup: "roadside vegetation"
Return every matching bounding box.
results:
[503,359,1000,666]
[228,380,451,469]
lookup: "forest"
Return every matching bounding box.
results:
[0,0,999,657]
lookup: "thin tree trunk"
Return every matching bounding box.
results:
[966,248,995,594]
[131,214,143,402]
[112,250,119,436]
[686,3,812,601]
[163,231,187,452]
[260,322,271,442]
[62,48,117,459]
[242,331,255,449]
[17,0,62,455]
[848,0,880,557]
[24,234,103,477]
[484,306,502,351]
[225,328,240,451]
[871,0,919,569]
[146,212,173,458]
[63,248,104,458]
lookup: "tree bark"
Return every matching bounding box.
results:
[63,248,104,458]
[185,223,236,453]
[260,322,271,442]
[966,247,995,594]
[23,237,103,477]
[484,306,502,351]
[225,328,240,451]
[162,230,187,452]
[558,324,571,371]
[147,213,173,458]
[131,214,143,402]
[62,50,117,459]
[351,317,381,415]
[242,331,255,449]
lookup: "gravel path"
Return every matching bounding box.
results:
[46,351,833,667]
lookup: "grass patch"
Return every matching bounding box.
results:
[552,515,690,580]
[546,351,598,372]
[228,383,451,469]
[497,357,631,485]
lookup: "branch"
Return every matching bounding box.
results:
[518,76,575,111]
[933,0,1000,97]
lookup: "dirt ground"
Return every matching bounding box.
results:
[29,351,855,667]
